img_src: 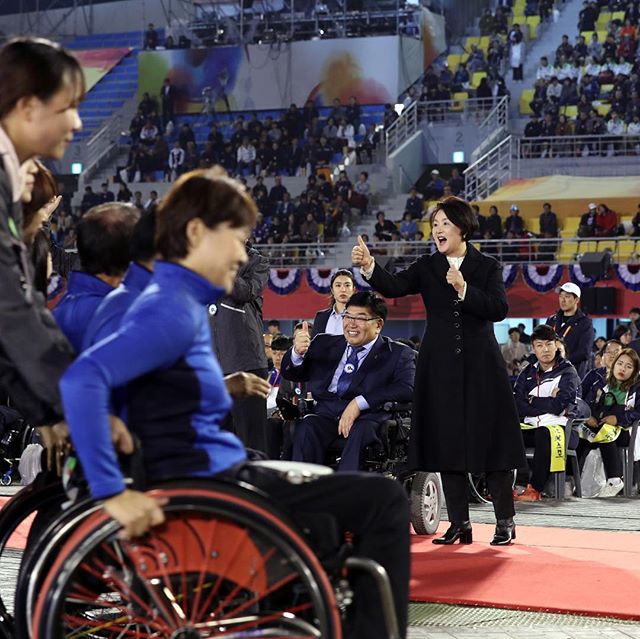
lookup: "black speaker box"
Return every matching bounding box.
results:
[580,252,610,279]
[581,287,617,315]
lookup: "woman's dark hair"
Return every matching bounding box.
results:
[77,203,139,276]
[432,196,479,241]
[345,291,388,321]
[555,336,569,359]
[612,324,632,341]
[271,335,292,352]
[531,324,557,343]
[607,348,640,391]
[0,38,85,119]
[23,161,57,232]
[156,168,257,260]
[328,268,355,307]
[30,229,50,297]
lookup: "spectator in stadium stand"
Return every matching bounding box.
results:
[275,192,296,219]
[594,203,619,237]
[539,202,559,261]
[236,137,257,176]
[612,324,633,347]
[129,109,145,142]
[485,204,503,240]
[269,175,288,204]
[80,186,99,214]
[178,122,196,149]
[53,203,138,352]
[424,169,445,200]
[448,168,464,196]
[582,339,623,398]
[300,212,319,244]
[514,324,580,502]
[97,182,115,204]
[578,202,598,237]
[510,30,525,82]
[312,268,355,337]
[630,307,640,341]
[144,190,158,212]
[505,204,525,236]
[143,23,158,50]
[405,187,424,219]
[399,212,417,241]
[470,204,486,240]
[502,327,529,377]
[116,182,132,203]
[160,78,176,130]
[139,119,158,146]
[546,282,595,378]
[579,1,598,32]
[517,323,532,345]
[351,171,370,214]
[479,8,495,36]
[374,210,397,241]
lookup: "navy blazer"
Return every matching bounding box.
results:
[281,334,415,421]
[312,308,331,337]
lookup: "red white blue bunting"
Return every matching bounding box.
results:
[502,264,518,290]
[522,264,564,292]
[351,267,373,291]
[306,268,338,294]
[267,268,302,295]
[569,263,597,288]
[615,263,640,291]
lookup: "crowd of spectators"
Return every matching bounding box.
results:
[523,1,640,156]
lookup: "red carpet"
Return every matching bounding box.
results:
[0,496,32,550]
[410,523,640,619]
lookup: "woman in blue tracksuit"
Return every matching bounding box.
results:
[578,348,640,498]
[59,168,410,639]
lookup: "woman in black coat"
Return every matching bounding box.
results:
[352,196,525,545]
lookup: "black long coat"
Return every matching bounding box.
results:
[368,243,526,473]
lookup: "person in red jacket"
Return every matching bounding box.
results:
[595,203,619,237]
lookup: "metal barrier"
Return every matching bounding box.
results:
[82,113,123,183]
[463,135,515,201]
[53,237,640,272]
[517,133,640,159]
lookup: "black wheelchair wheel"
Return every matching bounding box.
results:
[13,497,97,638]
[33,482,342,639]
[0,480,66,622]
[409,472,442,535]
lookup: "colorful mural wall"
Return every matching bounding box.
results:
[75,47,130,90]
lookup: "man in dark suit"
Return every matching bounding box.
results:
[312,268,354,336]
[281,292,415,471]
[160,78,176,129]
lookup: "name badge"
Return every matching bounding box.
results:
[208,304,218,316]
[344,363,356,374]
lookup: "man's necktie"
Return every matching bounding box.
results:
[336,346,363,397]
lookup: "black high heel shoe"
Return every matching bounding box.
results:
[432,521,473,545]
[490,518,516,545]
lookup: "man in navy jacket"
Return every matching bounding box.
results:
[281,292,415,470]
[546,282,594,378]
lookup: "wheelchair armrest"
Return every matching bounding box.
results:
[383,402,413,413]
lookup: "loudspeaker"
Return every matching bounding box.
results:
[581,287,617,315]
[580,252,611,279]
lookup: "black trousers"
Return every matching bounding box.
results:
[576,430,630,479]
[232,464,410,639]
[223,368,268,453]
[521,428,578,492]
[441,470,515,523]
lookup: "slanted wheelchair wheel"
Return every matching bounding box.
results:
[0,480,66,622]
[33,483,342,639]
[410,472,442,535]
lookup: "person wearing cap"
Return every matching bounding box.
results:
[546,282,594,378]
[505,204,525,236]
[578,203,597,237]
[423,169,445,201]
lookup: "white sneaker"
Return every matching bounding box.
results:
[597,478,624,498]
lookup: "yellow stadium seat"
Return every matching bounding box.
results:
[611,11,625,22]
[578,240,598,253]
[478,36,490,53]
[600,83,614,95]
[513,0,526,11]
[581,31,594,40]
[528,218,540,234]
[465,36,481,51]
[451,91,468,112]
[597,103,612,116]
[563,105,578,119]
[597,30,607,43]
[618,240,637,260]
[525,15,540,39]
[597,240,617,253]
[596,12,612,28]
[471,71,487,89]
[418,221,430,237]
[520,89,534,115]
[447,53,462,71]
[557,241,579,263]
[561,218,580,237]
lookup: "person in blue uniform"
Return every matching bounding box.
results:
[60,168,410,639]
[53,202,138,351]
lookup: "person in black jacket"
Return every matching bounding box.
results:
[546,282,594,378]
[352,196,525,546]
[0,38,83,427]
[210,242,270,452]
[312,268,354,336]
[514,324,580,501]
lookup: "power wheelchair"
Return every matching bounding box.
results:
[0,455,403,639]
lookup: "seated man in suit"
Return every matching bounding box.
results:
[282,292,416,470]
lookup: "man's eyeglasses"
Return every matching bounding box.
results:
[342,314,381,325]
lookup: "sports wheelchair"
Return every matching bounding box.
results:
[0,460,402,639]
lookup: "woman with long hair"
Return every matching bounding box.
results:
[0,37,83,424]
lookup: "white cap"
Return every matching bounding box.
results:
[588,202,597,210]
[559,282,581,298]
[510,203,519,211]
[431,169,439,175]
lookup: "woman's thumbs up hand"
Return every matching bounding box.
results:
[352,235,373,270]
